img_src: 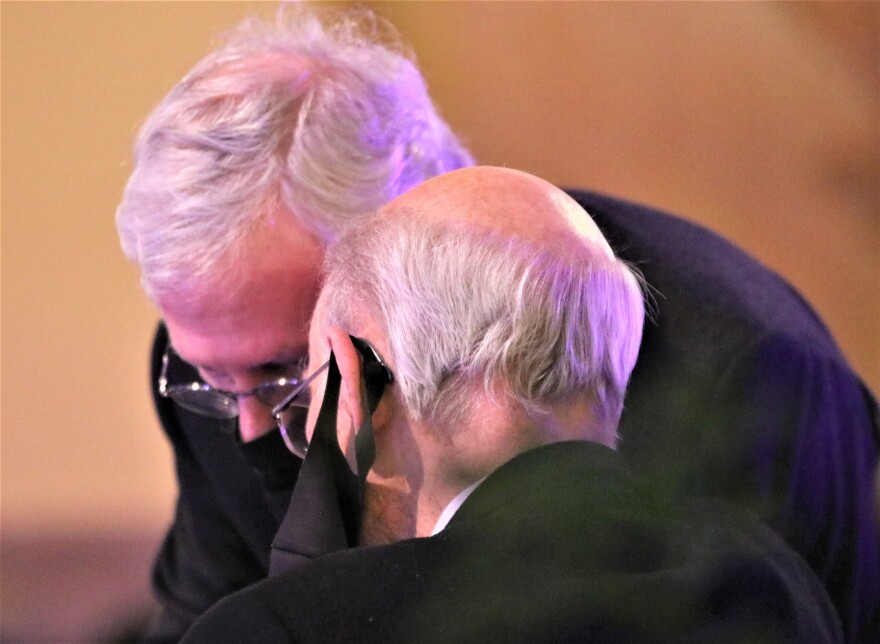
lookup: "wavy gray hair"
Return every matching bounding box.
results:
[116,5,473,303]
[322,212,645,437]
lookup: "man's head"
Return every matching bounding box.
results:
[306,166,645,542]
[116,5,472,440]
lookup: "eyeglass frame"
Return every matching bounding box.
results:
[271,336,393,457]
[157,344,308,419]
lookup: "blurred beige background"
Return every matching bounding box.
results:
[2,1,877,640]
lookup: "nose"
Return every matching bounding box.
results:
[237,395,278,443]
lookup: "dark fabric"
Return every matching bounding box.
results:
[142,325,299,643]
[142,190,879,642]
[269,355,361,575]
[270,339,390,575]
[569,189,879,643]
[181,442,843,644]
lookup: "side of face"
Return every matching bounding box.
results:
[160,213,324,443]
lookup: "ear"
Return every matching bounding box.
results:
[325,326,366,431]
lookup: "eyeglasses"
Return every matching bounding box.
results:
[272,336,393,458]
[158,345,307,420]
[271,360,331,457]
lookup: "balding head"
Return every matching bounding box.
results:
[382,166,614,258]
[310,166,645,542]
[319,166,645,442]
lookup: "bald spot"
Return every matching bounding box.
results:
[380,166,614,258]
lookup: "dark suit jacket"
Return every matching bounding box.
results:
[143,190,879,642]
[180,442,842,644]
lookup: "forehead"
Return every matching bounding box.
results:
[161,215,324,369]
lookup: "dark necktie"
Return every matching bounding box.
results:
[269,343,387,575]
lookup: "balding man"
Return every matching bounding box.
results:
[181,168,841,643]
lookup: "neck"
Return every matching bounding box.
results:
[358,394,608,545]
[358,415,474,545]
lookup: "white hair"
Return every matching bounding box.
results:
[116,4,473,303]
[322,212,645,436]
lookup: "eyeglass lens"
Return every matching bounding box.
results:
[277,405,310,457]
[167,388,240,419]
[273,360,329,457]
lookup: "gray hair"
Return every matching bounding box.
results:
[116,5,473,303]
[322,212,645,436]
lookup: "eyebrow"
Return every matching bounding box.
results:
[258,355,309,370]
[182,349,308,376]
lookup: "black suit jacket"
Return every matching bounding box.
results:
[143,190,879,642]
[181,442,843,644]
[579,190,879,642]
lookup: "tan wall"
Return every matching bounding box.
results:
[3,2,877,539]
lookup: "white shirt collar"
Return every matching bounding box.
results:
[430,477,486,536]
